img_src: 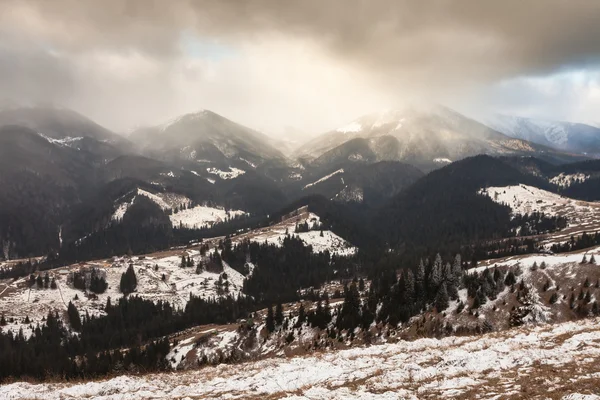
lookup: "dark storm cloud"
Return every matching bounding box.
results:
[6,0,600,82]
[0,0,599,131]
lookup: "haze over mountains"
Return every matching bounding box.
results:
[0,102,598,261]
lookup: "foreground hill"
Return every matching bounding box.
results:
[3,316,599,399]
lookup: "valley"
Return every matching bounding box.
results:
[2,105,600,398]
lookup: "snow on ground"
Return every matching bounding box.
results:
[4,318,600,399]
[207,167,245,180]
[480,184,586,217]
[0,250,246,338]
[336,121,362,133]
[479,185,600,243]
[38,133,84,148]
[303,169,344,190]
[550,173,590,188]
[229,211,357,257]
[433,157,452,164]
[169,206,246,229]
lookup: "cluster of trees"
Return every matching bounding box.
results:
[510,212,567,237]
[0,292,255,381]
[27,272,57,290]
[219,235,355,304]
[551,232,600,253]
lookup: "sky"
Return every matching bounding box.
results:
[0,0,599,136]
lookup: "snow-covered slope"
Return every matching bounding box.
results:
[4,317,600,399]
[483,114,600,157]
[170,206,246,229]
[296,105,555,169]
[479,184,600,246]
[228,210,357,257]
[0,250,246,338]
[129,109,286,166]
[111,188,246,228]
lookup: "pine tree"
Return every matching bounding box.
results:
[275,302,284,326]
[590,254,596,264]
[415,259,426,301]
[266,305,275,333]
[67,301,82,331]
[549,292,558,304]
[435,283,449,312]
[581,255,588,264]
[584,278,591,288]
[358,278,365,292]
[0,314,6,326]
[296,303,306,327]
[120,264,137,295]
[504,270,516,286]
[50,278,57,289]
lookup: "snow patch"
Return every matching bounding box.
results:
[303,169,344,190]
[207,167,245,180]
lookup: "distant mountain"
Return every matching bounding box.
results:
[129,110,287,168]
[295,105,575,171]
[0,105,134,160]
[483,114,600,157]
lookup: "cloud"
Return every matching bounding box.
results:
[0,1,599,133]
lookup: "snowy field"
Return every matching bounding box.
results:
[480,184,600,245]
[0,250,246,337]
[227,210,357,257]
[169,206,246,229]
[111,188,246,228]
[3,318,600,399]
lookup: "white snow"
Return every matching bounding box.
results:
[239,158,257,168]
[207,167,245,180]
[38,133,84,148]
[433,157,452,164]
[550,173,589,188]
[336,121,362,134]
[0,250,247,338]
[479,184,592,218]
[303,169,344,190]
[169,206,246,229]
[4,317,600,399]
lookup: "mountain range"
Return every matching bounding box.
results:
[0,103,599,260]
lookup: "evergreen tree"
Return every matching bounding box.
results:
[120,264,137,295]
[67,301,82,331]
[266,305,275,333]
[296,303,306,327]
[337,283,361,331]
[275,302,284,326]
[590,254,596,264]
[435,283,449,312]
[358,278,365,292]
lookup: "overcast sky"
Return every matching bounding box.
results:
[1,0,600,135]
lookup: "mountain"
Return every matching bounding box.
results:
[129,110,287,168]
[0,105,134,161]
[377,155,553,250]
[296,105,584,171]
[483,114,600,157]
[0,125,101,257]
[294,161,424,206]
